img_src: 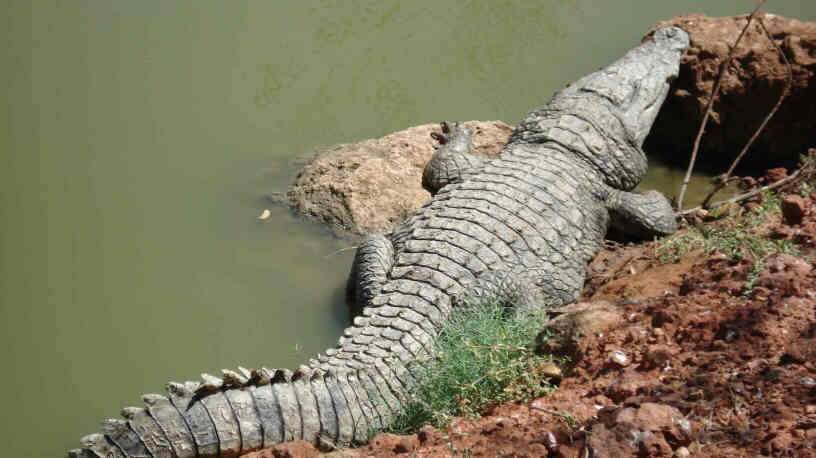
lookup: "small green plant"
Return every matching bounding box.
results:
[387,299,556,434]
[657,230,703,264]
[707,203,732,220]
[798,181,814,197]
[443,436,474,458]
[741,257,765,299]
[753,190,781,213]
[657,195,799,297]
[659,218,797,265]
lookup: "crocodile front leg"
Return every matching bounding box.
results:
[605,187,678,239]
[422,121,484,194]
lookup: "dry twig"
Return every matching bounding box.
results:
[676,0,767,211]
[679,150,815,216]
[699,13,793,209]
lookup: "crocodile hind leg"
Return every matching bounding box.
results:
[422,121,484,194]
[464,267,572,317]
[605,187,678,239]
[346,234,395,312]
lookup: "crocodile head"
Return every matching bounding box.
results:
[572,26,690,190]
[513,26,689,190]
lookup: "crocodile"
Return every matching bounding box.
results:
[69,26,688,458]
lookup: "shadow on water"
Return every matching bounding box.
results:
[641,154,744,209]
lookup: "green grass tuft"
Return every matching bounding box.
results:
[657,194,799,296]
[798,182,814,197]
[386,299,556,434]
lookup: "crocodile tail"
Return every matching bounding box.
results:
[68,361,415,458]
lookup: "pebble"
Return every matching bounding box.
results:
[610,350,630,367]
[539,362,563,379]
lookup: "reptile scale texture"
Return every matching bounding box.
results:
[70,26,689,457]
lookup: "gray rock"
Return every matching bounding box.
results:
[287,121,513,236]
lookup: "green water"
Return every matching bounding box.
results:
[2,1,814,455]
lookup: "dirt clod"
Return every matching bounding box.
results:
[646,14,816,167]
[782,194,809,224]
[766,167,790,184]
[536,301,624,363]
[249,441,319,458]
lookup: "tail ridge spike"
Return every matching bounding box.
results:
[141,393,165,406]
[249,367,273,385]
[99,418,152,457]
[78,433,122,457]
[271,368,292,383]
[237,366,252,379]
[309,369,325,382]
[166,381,192,398]
[198,373,223,393]
[120,407,142,420]
[221,368,248,387]
[292,366,310,381]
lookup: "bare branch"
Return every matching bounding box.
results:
[699,13,793,209]
[679,150,814,216]
[676,0,767,211]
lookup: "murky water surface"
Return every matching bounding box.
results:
[2,1,814,455]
